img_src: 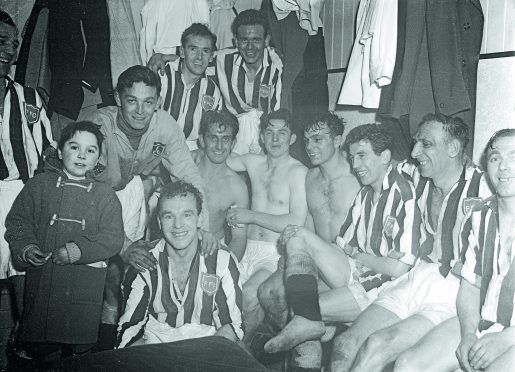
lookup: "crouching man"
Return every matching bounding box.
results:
[117,181,243,347]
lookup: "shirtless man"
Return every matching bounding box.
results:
[226,108,308,342]
[196,110,248,261]
[258,113,360,328]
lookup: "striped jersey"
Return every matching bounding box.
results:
[0,78,53,182]
[336,165,416,291]
[160,59,222,150]
[398,162,491,277]
[215,47,282,116]
[117,239,243,347]
[460,197,515,327]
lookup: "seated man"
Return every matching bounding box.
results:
[264,124,416,355]
[330,114,491,372]
[86,65,208,336]
[196,111,248,261]
[159,23,222,150]
[117,181,243,347]
[149,9,283,155]
[226,108,308,342]
[392,129,515,372]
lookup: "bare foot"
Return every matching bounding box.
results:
[264,315,325,353]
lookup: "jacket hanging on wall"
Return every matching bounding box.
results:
[48,0,115,121]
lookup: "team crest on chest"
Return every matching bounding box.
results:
[383,215,396,237]
[259,84,271,98]
[23,102,41,125]
[462,197,482,215]
[152,142,166,157]
[200,272,220,296]
[201,95,215,111]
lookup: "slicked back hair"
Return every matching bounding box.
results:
[419,113,469,153]
[158,180,203,215]
[345,124,393,156]
[304,112,344,138]
[116,65,161,97]
[199,111,239,140]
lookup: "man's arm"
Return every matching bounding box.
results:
[229,165,308,232]
[225,153,251,173]
[353,253,410,278]
[227,180,249,262]
[456,279,481,372]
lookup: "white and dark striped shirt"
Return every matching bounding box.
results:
[336,165,416,291]
[160,59,222,150]
[460,197,515,328]
[398,162,491,277]
[215,47,282,116]
[0,78,53,182]
[117,239,243,347]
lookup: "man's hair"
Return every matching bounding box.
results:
[260,108,293,134]
[199,111,239,140]
[485,128,515,153]
[116,65,161,97]
[231,9,269,37]
[58,121,104,155]
[419,113,469,152]
[344,124,393,155]
[181,23,217,50]
[304,112,344,138]
[0,10,16,30]
[158,180,203,215]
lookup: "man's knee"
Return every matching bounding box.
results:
[285,236,309,256]
[332,330,361,358]
[257,275,283,305]
[360,329,393,356]
[394,349,424,372]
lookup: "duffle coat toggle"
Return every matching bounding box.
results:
[49,214,86,231]
[55,176,93,192]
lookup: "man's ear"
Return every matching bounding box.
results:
[232,37,238,48]
[289,133,297,145]
[199,135,205,149]
[114,91,121,107]
[156,96,163,110]
[381,149,392,165]
[265,34,271,47]
[447,138,461,158]
[57,148,62,160]
[334,134,344,149]
[157,217,161,231]
[179,45,185,59]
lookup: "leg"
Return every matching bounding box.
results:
[394,317,460,372]
[320,286,362,323]
[485,346,515,372]
[350,314,434,372]
[242,268,273,344]
[257,267,287,330]
[330,304,400,372]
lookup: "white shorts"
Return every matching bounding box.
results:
[142,315,216,345]
[0,180,25,278]
[374,262,460,325]
[239,240,280,284]
[116,176,147,253]
[346,257,389,311]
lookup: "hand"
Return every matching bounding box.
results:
[456,333,478,372]
[125,240,157,272]
[279,225,305,246]
[468,331,513,370]
[343,245,358,257]
[147,53,179,75]
[52,246,71,265]
[198,229,220,256]
[23,245,51,266]
[226,207,254,227]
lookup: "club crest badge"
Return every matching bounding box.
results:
[462,197,482,215]
[383,215,396,237]
[259,84,271,98]
[201,95,215,111]
[152,142,166,157]
[23,103,40,125]
[200,273,220,296]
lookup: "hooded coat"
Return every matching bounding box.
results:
[5,158,124,344]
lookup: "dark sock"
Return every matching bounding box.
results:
[285,274,321,321]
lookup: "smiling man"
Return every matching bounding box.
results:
[159,24,222,150]
[262,124,416,359]
[117,181,243,348]
[86,65,207,336]
[330,114,491,372]
[225,108,308,344]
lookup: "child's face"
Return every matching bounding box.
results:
[58,131,100,179]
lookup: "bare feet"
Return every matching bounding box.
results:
[264,315,325,353]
